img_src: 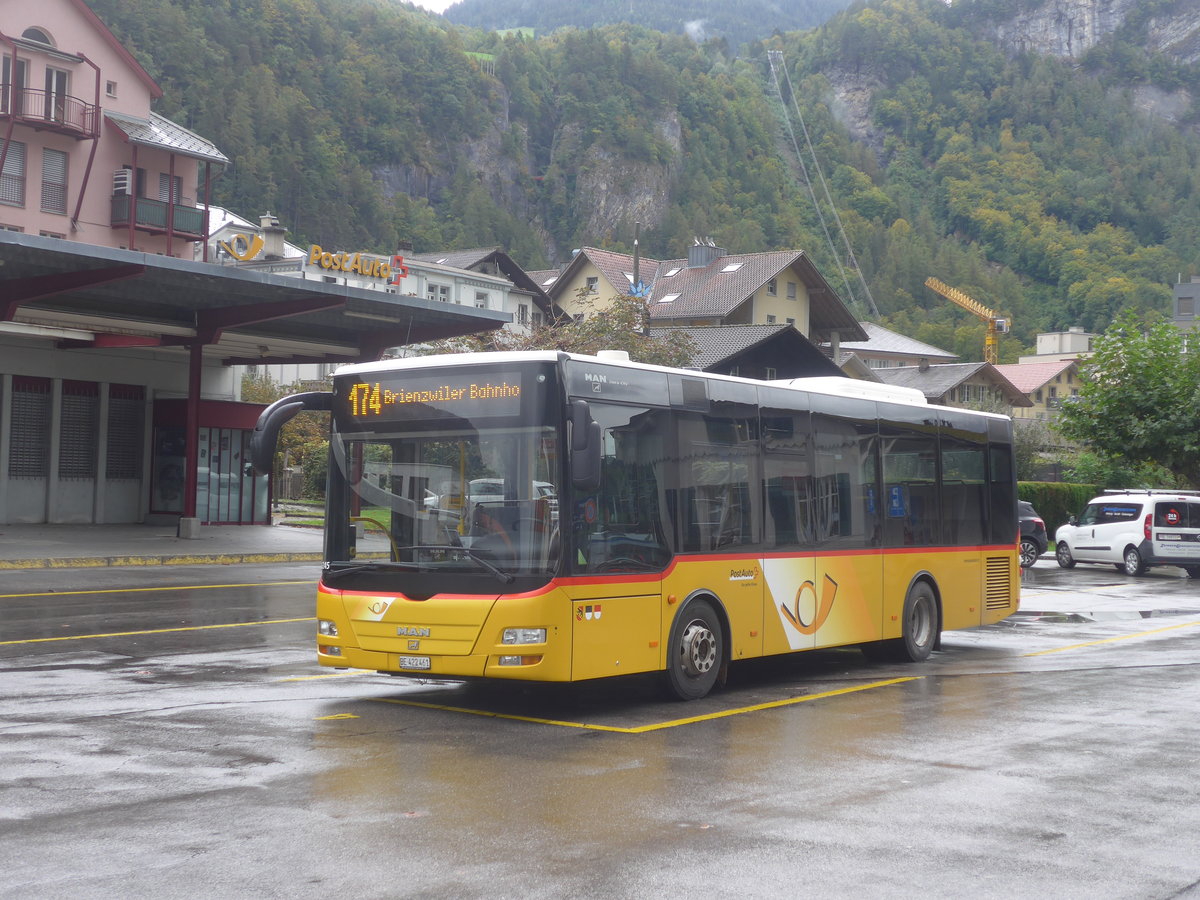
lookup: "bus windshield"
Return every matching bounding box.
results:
[320,359,563,585]
[328,422,561,579]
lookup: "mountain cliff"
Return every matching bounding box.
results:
[85,0,1200,356]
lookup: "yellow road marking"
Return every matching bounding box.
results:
[0,616,315,646]
[315,713,360,720]
[369,676,919,732]
[1022,619,1200,657]
[0,580,314,600]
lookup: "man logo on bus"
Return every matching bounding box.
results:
[780,574,838,635]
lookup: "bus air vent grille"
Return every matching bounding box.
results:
[984,556,1012,610]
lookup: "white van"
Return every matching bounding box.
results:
[1055,490,1200,577]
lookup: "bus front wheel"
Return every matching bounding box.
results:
[664,599,723,701]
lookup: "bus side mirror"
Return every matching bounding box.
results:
[249,391,333,475]
[569,399,601,491]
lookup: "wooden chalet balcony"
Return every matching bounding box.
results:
[110,194,207,241]
[0,87,100,140]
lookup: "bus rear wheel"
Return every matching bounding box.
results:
[664,599,723,701]
[862,580,939,663]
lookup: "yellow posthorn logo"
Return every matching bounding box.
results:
[218,233,264,261]
[780,574,838,635]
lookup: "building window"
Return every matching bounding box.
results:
[765,367,777,379]
[585,276,598,293]
[106,80,118,98]
[766,314,776,324]
[60,381,100,479]
[41,147,68,214]
[474,291,488,309]
[39,230,65,239]
[45,67,69,123]
[22,27,54,46]
[2,55,29,115]
[9,376,51,477]
[427,283,451,302]
[766,278,777,295]
[1,139,26,207]
[532,312,543,326]
[107,384,145,480]
[158,173,182,205]
[518,304,528,325]
[1,223,22,232]
[786,317,795,326]
[1179,297,1195,317]
[787,282,797,300]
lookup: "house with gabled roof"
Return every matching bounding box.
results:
[874,362,1031,411]
[410,246,561,330]
[543,240,867,345]
[993,359,1081,420]
[651,324,843,379]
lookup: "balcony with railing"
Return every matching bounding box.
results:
[0,86,100,140]
[110,194,207,241]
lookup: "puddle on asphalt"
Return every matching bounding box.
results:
[1012,609,1200,624]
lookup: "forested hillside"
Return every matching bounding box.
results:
[442,0,854,49]
[86,0,1200,360]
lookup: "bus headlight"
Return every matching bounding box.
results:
[318,619,339,636]
[502,627,546,645]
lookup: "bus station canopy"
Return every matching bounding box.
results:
[0,233,510,366]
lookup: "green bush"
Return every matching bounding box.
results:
[1018,482,1100,536]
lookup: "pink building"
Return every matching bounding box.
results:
[2,0,226,254]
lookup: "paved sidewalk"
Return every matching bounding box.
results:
[0,522,388,570]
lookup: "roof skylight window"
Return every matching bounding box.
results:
[721,262,744,273]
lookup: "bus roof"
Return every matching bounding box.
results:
[334,350,1007,420]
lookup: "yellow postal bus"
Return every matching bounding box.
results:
[251,351,1019,700]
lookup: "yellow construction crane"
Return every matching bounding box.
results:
[924,277,1010,364]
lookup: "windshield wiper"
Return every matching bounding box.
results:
[321,561,417,582]
[401,545,516,584]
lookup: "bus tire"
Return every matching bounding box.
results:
[862,580,939,663]
[664,598,723,701]
[899,580,939,661]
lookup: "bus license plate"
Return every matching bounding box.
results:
[398,655,431,670]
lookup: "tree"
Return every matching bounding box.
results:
[241,373,331,498]
[424,292,696,368]
[1056,311,1200,487]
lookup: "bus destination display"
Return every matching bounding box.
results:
[343,374,523,420]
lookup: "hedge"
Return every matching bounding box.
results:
[1018,482,1101,537]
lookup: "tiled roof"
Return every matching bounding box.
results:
[875,362,1031,406]
[647,250,866,340]
[104,111,229,164]
[650,324,794,368]
[528,269,560,289]
[838,321,957,360]
[585,246,660,296]
[993,359,1076,394]
[411,247,501,268]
